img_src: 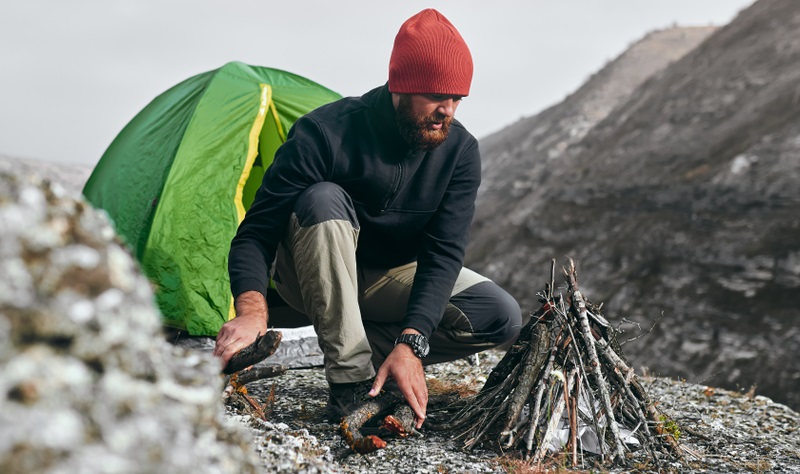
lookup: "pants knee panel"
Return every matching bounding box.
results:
[493,290,522,343]
[294,182,359,229]
[450,281,522,344]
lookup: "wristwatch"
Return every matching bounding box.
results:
[395,333,430,359]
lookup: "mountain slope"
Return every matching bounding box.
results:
[475,26,716,217]
[468,0,800,409]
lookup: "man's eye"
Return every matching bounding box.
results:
[428,94,463,102]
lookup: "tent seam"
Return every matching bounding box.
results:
[229,83,271,321]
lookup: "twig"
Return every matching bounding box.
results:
[569,368,579,467]
[234,364,287,385]
[619,313,662,346]
[524,341,557,453]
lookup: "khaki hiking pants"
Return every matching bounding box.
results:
[272,182,522,385]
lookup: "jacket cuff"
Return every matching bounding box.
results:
[402,313,436,340]
[230,277,269,300]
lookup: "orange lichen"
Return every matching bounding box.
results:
[340,419,388,453]
[382,415,411,438]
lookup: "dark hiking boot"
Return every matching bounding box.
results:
[327,378,375,421]
[327,378,402,422]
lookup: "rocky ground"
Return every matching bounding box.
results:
[217,346,800,473]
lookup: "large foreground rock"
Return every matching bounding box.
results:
[0,166,260,472]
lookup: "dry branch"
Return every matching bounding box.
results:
[221,331,286,418]
[235,364,287,384]
[339,391,406,454]
[337,391,454,453]
[223,373,271,420]
[222,330,282,375]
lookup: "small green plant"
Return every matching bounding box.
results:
[659,414,681,440]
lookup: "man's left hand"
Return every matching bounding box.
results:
[370,329,428,429]
[214,291,268,368]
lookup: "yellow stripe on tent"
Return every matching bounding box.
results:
[229,83,271,321]
[268,99,286,143]
[235,84,271,224]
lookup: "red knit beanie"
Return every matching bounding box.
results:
[388,9,473,96]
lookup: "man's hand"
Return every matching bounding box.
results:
[214,291,268,368]
[370,329,428,429]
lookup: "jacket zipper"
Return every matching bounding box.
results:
[381,161,403,212]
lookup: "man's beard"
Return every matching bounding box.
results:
[395,95,452,151]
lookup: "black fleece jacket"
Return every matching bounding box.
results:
[228,84,481,338]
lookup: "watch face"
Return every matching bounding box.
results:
[416,336,430,358]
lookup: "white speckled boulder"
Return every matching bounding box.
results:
[0,167,260,473]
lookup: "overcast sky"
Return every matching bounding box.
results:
[1,0,755,165]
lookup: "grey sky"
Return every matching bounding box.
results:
[1,0,754,165]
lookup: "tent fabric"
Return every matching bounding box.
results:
[83,62,342,335]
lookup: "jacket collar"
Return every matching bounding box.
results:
[366,84,410,152]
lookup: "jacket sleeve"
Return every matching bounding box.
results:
[402,135,481,338]
[228,115,333,299]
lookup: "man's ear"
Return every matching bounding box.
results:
[391,92,401,110]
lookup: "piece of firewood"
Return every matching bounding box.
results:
[339,391,404,453]
[236,364,287,384]
[222,330,282,375]
[500,323,550,438]
[565,259,626,463]
[382,403,417,438]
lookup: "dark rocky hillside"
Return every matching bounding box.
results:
[469,0,800,410]
[476,26,716,211]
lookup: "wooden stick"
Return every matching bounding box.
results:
[524,347,555,453]
[340,391,403,453]
[532,380,567,463]
[235,364,287,385]
[565,259,626,463]
[554,291,608,460]
[382,403,417,438]
[222,330,282,375]
[569,368,579,467]
[481,341,526,392]
[500,323,550,437]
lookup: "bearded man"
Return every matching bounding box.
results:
[216,9,521,429]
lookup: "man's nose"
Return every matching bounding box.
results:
[437,99,456,117]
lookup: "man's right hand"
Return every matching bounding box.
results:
[214,291,268,368]
[369,329,429,429]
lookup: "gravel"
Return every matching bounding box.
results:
[221,347,800,473]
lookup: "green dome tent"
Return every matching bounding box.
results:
[83,61,342,335]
